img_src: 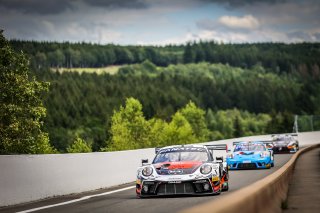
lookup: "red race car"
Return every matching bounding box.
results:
[136,144,229,197]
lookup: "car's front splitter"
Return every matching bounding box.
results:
[136,178,221,197]
[227,158,272,170]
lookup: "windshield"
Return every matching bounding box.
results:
[153,151,209,163]
[274,136,291,142]
[234,144,266,152]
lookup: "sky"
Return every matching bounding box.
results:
[0,0,320,45]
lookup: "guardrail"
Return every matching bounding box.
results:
[181,143,320,213]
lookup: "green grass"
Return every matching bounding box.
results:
[52,65,123,75]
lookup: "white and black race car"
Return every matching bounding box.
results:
[265,134,299,153]
[136,144,229,197]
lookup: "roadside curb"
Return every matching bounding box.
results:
[181,143,320,213]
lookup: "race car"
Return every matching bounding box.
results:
[136,144,229,197]
[266,134,299,153]
[226,141,274,170]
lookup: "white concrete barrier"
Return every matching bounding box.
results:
[0,148,155,207]
[0,131,319,207]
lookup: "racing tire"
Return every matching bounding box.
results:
[222,182,229,192]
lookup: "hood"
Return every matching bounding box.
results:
[273,141,289,147]
[234,151,261,159]
[153,161,202,175]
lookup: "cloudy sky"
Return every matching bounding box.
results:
[1,0,320,45]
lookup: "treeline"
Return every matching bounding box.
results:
[10,40,183,68]
[183,42,320,75]
[34,62,319,152]
[10,40,320,76]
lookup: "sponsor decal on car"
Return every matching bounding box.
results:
[168,169,183,175]
[212,176,220,181]
[168,181,182,184]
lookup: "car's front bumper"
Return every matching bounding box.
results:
[227,158,272,170]
[273,146,298,153]
[136,177,221,197]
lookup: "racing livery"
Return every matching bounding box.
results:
[136,144,229,197]
[227,141,274,170]
[266,134,299,153]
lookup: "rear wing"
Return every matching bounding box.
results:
[232,141,245,146]
[271,133,298,137]
[261,140,275,148]
[233,140,274,147]
[205,144,227,162]
[205,144,228,151]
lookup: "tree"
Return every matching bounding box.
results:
[161,112,196,146]
[35,51,47,69]
[67,137,92,153]
[266,111,283,134]
[233,116,244,138]
[104,97,150,151]
[148,118,167,147]
[179,101,209,142]
[0,31,55,154]
[47,49,65,67]
[183,42,194,63]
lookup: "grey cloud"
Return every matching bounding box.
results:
[83,0,149,9]
[196,19,216,30]
[197,0,287,7]
[287,31,320,41]
[287,31,310,40]
[0,0,75,14]
[314,33,320,41]
[196,18,256,33]
[0,0,148,15]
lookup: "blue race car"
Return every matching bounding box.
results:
[226,141,274,170]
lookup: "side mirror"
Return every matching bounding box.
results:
[216,156,223,162]
[141,159,148,166]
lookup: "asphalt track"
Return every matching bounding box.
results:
[1,154,293,213]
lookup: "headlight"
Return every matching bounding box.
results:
[142,167,153,176]
[260,152,270,158]
[200,164,212,174]
[288,142,295,146]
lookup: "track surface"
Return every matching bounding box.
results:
[2,154,293,213]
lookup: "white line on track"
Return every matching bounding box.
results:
[17,185,136,213]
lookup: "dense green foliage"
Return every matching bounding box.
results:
[104,98,151,151]
[67,137,92,153]
[103,98,210,150]
[0,32,55,154]
[206,109,272,139]
[6,39,320,152]
[10,40,183,68]
[10,40,320,76]
[28,61,320,152]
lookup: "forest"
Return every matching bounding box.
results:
[5,39,320,153]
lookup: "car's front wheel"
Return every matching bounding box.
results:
[222,182,229,191]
